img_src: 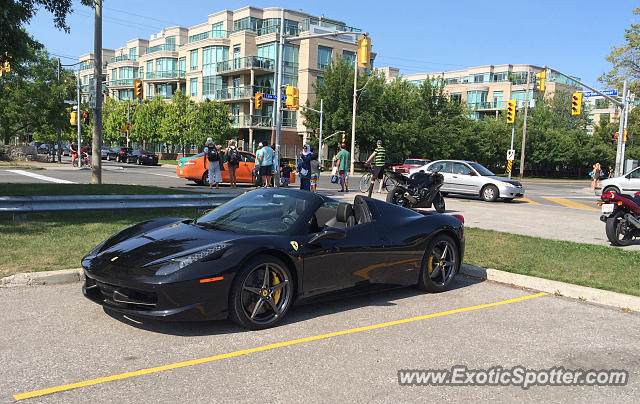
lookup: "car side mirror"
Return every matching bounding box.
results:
[469,171,476,176]
[309,226,346,244]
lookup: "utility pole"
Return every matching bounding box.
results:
[273,8,285,186]
[77,70,82,166]
[127,99,130,147]
[620,88,631,174]
[350,57,358,176]
[615,81,628,176]
[91,0,103,184]
[519,70,531,180]
[318,99,323,165]
[57,58,62,163]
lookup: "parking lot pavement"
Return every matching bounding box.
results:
[1,277,638,402]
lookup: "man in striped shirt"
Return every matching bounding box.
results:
[365,139,386,194]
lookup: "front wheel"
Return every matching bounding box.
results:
[481,185,499,202]
[387,186,412,207]
[433,193,446,213]
[418,234,459,292]
[359,173,372,193]
[201,171,210,186]
[228,255,294,330]
[605,210,634,246]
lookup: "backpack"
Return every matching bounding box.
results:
[207,147,220,162]
[227,147,239,165]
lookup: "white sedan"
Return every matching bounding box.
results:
[409,160,525,202]
[595,166,640,196]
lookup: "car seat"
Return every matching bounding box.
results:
[335,202,356,228]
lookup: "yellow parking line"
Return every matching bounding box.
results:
[518,197,540,205]
[541,197,599,211]
[13,292,547,401]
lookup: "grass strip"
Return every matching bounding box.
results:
[465,227,640,297]
[159,160,178,165]
[0,183,197,196]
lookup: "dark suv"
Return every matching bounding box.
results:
[106,147,133,163]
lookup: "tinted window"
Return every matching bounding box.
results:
[428,161,452,173]
[241,152,255,163]
[452,163,473,175]
[628,168,640,178]
[468,162,494,176]
[196,189,313,235]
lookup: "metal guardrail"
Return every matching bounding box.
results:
[0,194,237,214]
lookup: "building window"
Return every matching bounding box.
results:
[179,57,186,73]
[233,17,259,32]
[190,50,198,71]
[211,22,224,37]
[147,84,153,97]
[190,78,198,97]
[450,92,462,103]
[318,46,332,70]
[128,47,137,60]
[467,90,488,109]
[165,36,176,45]
[111,68,117,80]
[342,50,355,65]
[492,72,508,82]
[146,60,153,74]
[492,91,503,109]
[202,45,228,77]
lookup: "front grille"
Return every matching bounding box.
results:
[86,278,157,311]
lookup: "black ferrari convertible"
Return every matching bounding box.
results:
[82,188,465,330]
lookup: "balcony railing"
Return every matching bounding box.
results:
[110,55,136,63]
[231,114,296,128]
[145,70,186,80]
[217,56,275,73]
[213,85,275,101]
[188,30,229,43]
[109,79,136,87]
[145,44,177,54]
[466,101,507,110]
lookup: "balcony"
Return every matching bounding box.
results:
[231,114,296,128]
[214,85,275,101]
[216,56,275,74]
[145,44,176,54]
[109,79,136,87]
[145,70,185,80]
[188,30,229,43]
[110,55,136,63]
[466,101,506,110]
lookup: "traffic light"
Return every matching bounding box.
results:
[506,99,516,123]
[535,70,546,92]
[571,92,582,115]
[134,79,143,99]
[623,129,628,143]
[341,133,346,143]
[255,92,263,110]
[357,35,371,68]
[285,86,299,110]
[83,112,89,125]
[70,111,77,125]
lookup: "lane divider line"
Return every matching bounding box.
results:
[6,170,75,184]
[13,292,547,401]
[541,197,598,211]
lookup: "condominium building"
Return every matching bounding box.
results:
[378,64,581,120]
[77,6,369,154]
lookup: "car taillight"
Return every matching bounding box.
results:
[119,151,124,154]
[452,214,464,224]
[141,155,147,158]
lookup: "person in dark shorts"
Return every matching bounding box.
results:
[280,158,292,187]
[365,139,386,193]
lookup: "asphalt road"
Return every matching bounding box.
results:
[1,276,638,403]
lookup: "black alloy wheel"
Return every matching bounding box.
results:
[418,234,458,292]
[605,210,634,246]
[229,255,293,330]
[387,186,411,207]
[433,193,446,213]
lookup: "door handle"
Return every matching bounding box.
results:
[452,175,458,178]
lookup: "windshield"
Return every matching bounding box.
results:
[196,189,315,235]
[405,159,426,165]
[468,162,494,176]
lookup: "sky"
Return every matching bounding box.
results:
[25,0,638,88]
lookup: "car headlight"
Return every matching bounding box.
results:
[154,242,230,276]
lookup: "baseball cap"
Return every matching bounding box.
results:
[376,139,382,145]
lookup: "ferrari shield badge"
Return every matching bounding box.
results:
[290,241,299,251]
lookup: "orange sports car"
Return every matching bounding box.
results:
[176,150,295,185]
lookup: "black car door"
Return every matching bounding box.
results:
[301,201,386,298]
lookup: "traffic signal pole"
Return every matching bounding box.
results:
[519,71,531,180]
[91,0,103,184]
[57,58,62,163]
[76,70,82,168]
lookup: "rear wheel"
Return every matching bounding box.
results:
[202,171,210,186]
[481,185,499,202]
[359,173,372,193]
[418,234,459,292]
[387,186,411,207]
[229,255,293,330]
[605,210,634,246]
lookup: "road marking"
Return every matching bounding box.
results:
[13,292,547,401]
[149,172,178,178]
[518,197,540,205]
[541,197,599,211]
[6,170,75,184]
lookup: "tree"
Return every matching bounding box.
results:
[102,97,130,145]
[191,99,234,147]
[131,97,164,146]
[159,90,195,151]
[599,7,640,95]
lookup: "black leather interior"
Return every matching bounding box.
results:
[336,203,356,227]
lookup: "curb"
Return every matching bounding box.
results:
[461,264,640,312]
[0,268,83,287]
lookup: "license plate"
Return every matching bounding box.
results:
[601,203,614,213]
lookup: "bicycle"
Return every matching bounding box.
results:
[359,164,396,193]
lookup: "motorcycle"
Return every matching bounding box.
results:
[386,169,446,213]
[599,190,640,246]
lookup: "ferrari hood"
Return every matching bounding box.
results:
[92,221,233,269]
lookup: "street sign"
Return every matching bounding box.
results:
[263,94,286,101]
[582,90,618,98]
[507,149,515,160]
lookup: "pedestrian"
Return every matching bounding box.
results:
[365,139,386,194]
[260,142,274,187]
[608,165,614,179]
[226,139,240,188]
[280,158,292,187]
[590,163,601,191]
[297,144,312,191]
[310,153,320,193]
[70,141,78,167]
[254,143,264,187]
[204,137,222,188]
[335,143,350,192]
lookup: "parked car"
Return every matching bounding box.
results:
[126,150,159,165]
[37,144,51,154]
[176,150,295,185]
[595,166,640,196]
[99,147,111,159]
[409,159,525,202]
[392,158,431,173]
[106,147,133,162]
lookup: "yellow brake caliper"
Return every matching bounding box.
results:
[272,271,281,304]
[427,256,434,275]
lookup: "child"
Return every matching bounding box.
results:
[280,158,292,187]
[310,153,320,193]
